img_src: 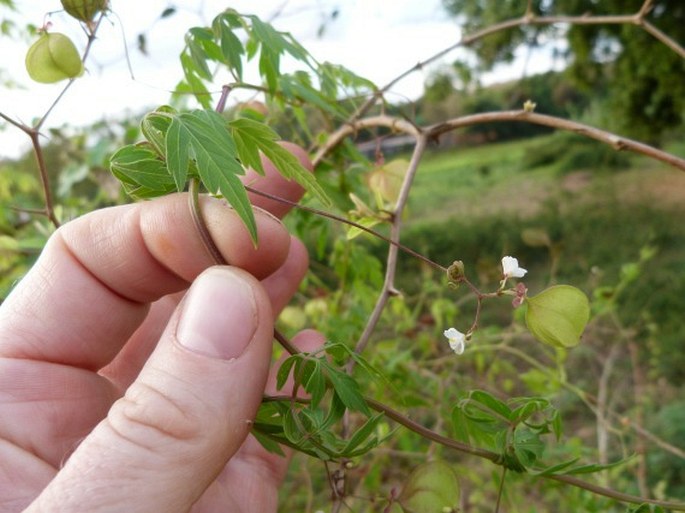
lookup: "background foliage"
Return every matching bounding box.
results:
[2,1,685,512]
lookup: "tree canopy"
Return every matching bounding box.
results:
[442,0,685,143]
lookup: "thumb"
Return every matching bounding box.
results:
[26,267,274,513]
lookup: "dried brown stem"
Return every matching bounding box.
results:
[266,382,685,511]
[628,339,649,498]
[244,185,445,273]
[350,134,429,359]
[342,4,685,124]
[314,112,685,173]
[371,395,685,510]
[596,343,620,483]
[0,11,108,229]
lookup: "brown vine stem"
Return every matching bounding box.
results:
[312,116,419,167]
[264,389,685,511]
[342,1,684,124]
[187,180,302,356]
[0,11,107,229]
[243,185,445,274]
[476,339,685,465]
[367,397,685,510]
[0,111,61,228]
[350,134,429,360]
[495,466,507,513]
[641,20,685,59]
[314,112,685,173]
[185,81,240,265]
[188,178,226,265]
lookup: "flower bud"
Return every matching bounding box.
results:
[446,260,465,283]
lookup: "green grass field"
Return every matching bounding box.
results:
[406,135,685,226]
[385,135,685,385]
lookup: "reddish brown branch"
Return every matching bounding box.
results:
[314,112,685,173]
[428,111,685,172]
[343,6,685,123]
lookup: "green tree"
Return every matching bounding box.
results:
[442,0,685,144]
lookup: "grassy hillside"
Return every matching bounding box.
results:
[407,135,685,224]
[395,134,685,384]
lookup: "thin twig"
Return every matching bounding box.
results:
[596,343,620,483]
[476,339,685,464]
[0,11,109,228]
[627,338,649,498]
[339,6,685,125]
[266,386,685,511]
[351,134,429,359]
[495,466,507,513]
[36,11,107,131]
[641,21,685,59]
[314,112,685,173]
[274,329,301,355]
[429,111,685,171]
[188,178,226,265]
[244,185,445,273]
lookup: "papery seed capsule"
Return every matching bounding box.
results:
[25,32,84,83]
[61,0,108,22]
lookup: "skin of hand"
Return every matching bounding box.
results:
[0,143,323,513]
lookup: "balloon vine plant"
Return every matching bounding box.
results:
[4,1,685,511]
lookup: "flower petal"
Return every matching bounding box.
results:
[443,327,466,355]
[443,327,461,338]
[449,337,465,355]
[502,256,527,278]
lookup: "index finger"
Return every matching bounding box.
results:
[0,143,314,371]
[0,194,290,370]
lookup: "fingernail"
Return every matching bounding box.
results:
[176,268,258,360]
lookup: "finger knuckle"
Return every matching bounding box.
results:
[107,380,205,452]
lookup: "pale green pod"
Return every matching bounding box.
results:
[25,32,84,83]
[61,0,108,22]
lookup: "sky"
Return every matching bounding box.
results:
[0,1,558,159]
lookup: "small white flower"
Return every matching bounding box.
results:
[443,327,466,355]
[501,256,527,278]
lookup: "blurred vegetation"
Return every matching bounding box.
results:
[441,0,685,144]
[280,130,685,510]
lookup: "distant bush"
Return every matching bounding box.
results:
[521,131,631,173]
[649,400,685,496]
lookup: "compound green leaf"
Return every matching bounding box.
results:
[275,355,297,391]
[166,110,257,243]
[342,412,384,456]
[325,363,370,416]
[109,144,176,199]
[165,117,188,191]
[214,15,244,79]
[180,53,212,109]
[469,390,512,422]
[141,108,174,156]
[513,426,545,469]
[229,117,330,206]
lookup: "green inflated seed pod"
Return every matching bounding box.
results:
[61,0,108,22]
[25,32,84,83]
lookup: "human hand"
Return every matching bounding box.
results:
[0,143,322,512]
